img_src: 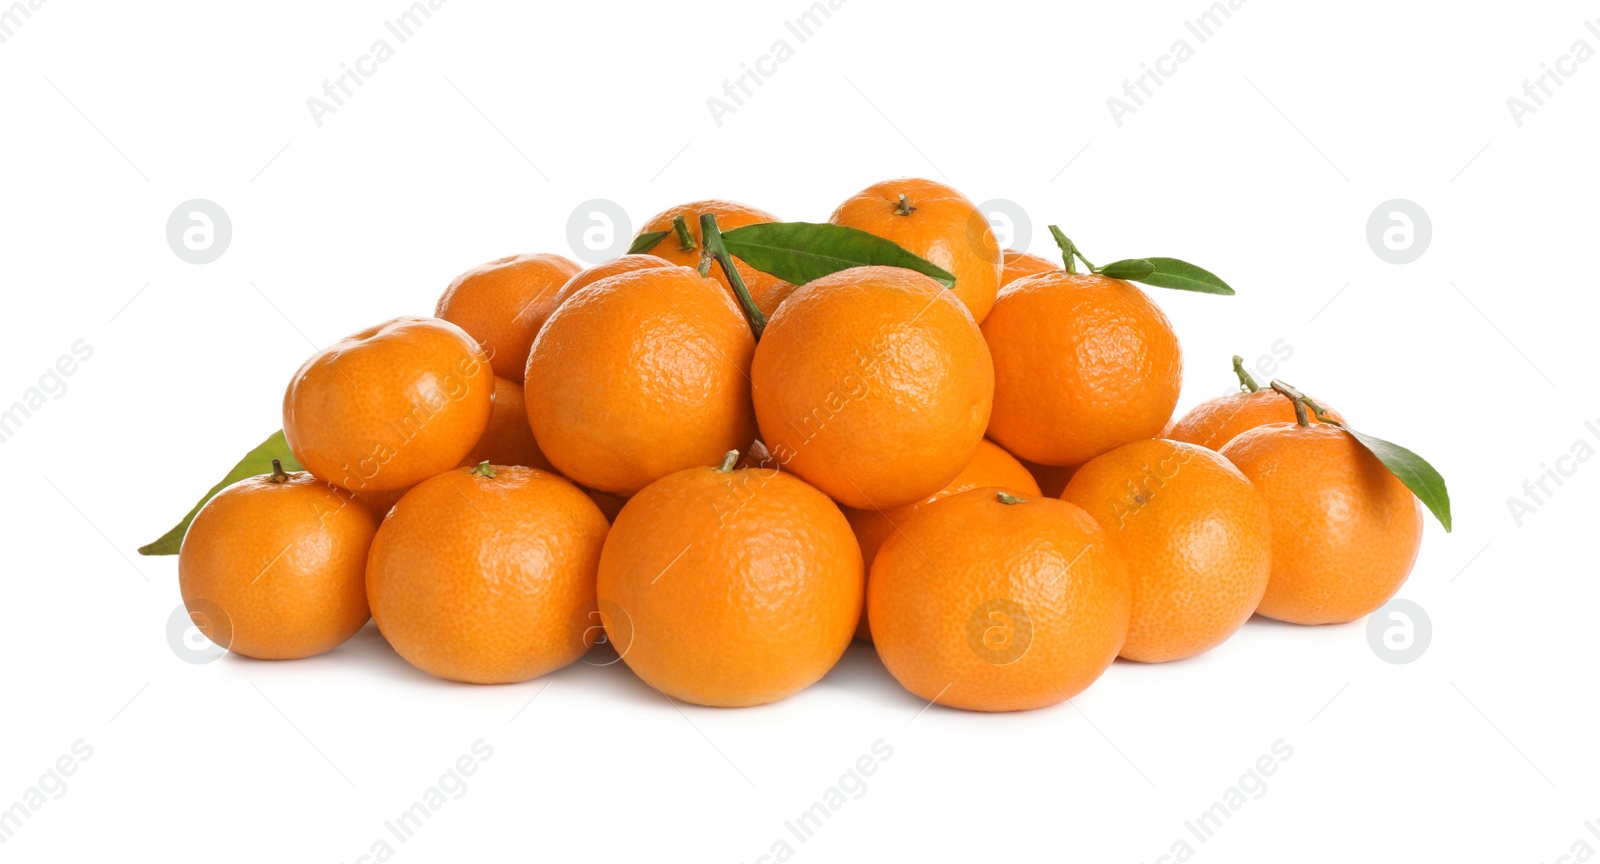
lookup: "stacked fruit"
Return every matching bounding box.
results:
[144,178,1450,712]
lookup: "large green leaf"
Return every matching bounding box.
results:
[721,222,957,289]
[1096,259,1154,281]
[1345,427,1453,532]
[138,430,301,556]
[1270,379,1451,532]
[1098,257,1234,295]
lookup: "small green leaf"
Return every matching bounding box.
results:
[721,222,957,289]
[138,430,302,556]
[627,230,670,255]
[1096,258,1155,280]
[1116,256,1234,295]
[1344,428,1452,532]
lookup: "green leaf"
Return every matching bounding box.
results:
[1343,427,1452,532]
[138,430,302,556]
[1109,256,1234,295]
[1096,258,1155,280]
[720,222,957,289]
[628,230,670,255]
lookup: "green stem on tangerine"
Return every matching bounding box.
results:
[1301,395,1339,426]
[894,193,917,216]
[1269,378,1341,429]
[1047,225,1097,275]
[996,491,1028,505]
[268,458,289,483]
[1233,355,1261,393]
[672,215,697,251]
[1268,379,1311,427]
[699,212,768,340]
[718,450,740,472]
[470,460,497,478]
[1267,379,1344,428]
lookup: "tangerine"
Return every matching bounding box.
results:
[524,265,757,496]
[283,316,493,492]
[983,270,1181,467]
[829,178,1001,323]
[1062,438,1271,662]
[843,439,1039,641]
[751,265,993,510]
[868,488,1130,712]
[596,455,862,707]
[1222,419,1423,624]
[636,200,793,317]
[178,460,375,660]
[366,464,610,683]
[435,253,581,381]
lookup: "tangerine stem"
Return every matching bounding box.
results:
[470,460,497,478]
[699,212,767,340]
[1301,395,1339,426]
[1047,225,1097,274]
[718,450,740,472]
[1268,378,1343,429]
[996,491,1028,505]
[1268,379,1311,427]
[1232,355,1261,393]
[672,215,696,251]
[894,193,917,216]
[1049,225,1076,274]
[268,458,289,483]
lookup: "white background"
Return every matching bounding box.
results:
[1,0,1596,861]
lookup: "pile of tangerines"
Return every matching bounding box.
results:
[158,178,1450,712]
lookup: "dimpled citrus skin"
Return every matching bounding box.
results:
[524,265,758,496]
[982,271,1182,467]
[868,489,1130,712]
[637,200,795,318]
[459,376,553,471]
[1062,439,1272,663]
[1221,423,1423,625]
[366,466,610,684]
[179,471,375,660]
[1000,249,1060,287]
[1169,389,1345,451]
[435,253,581,381]
[597,465,863,708]
[751,265,994,510]
[829,178,1002,323]
[550,254,674,309]
[843,439,1041,642]
[283,316,494,493]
